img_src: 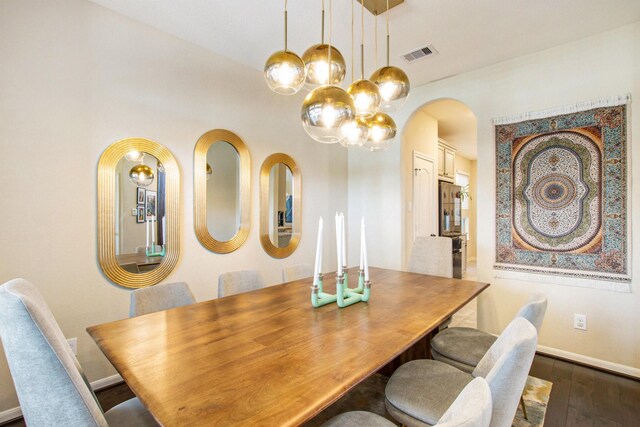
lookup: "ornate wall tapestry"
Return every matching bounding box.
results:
[494,97,630,284]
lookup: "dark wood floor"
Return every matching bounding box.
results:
[529,354,640,426]
[3,354,639,426]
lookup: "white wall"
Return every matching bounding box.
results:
[454,154,476,260]
[349,22,640,373]
[0,0,347,412]
[469,160,478,261]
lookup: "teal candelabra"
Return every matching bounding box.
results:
[311,268,371,308]
[310,214,370,308]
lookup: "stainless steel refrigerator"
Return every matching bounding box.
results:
[439,181,462,236]
[439,181,463,278]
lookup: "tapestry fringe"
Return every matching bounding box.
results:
[491,94,631,125]
[493,265,632,293]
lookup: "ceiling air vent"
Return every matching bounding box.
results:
[402,45,438,63]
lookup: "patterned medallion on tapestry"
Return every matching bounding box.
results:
[495,100,629,282]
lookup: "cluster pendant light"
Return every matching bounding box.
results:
[366,111,397,151]
[370,0,409,111]
[342,0,380,148]
[126,151,155,187]
[301,0,355,144]
[124,150,144,162]
[129,164,154,187]
[347,0,380,119]
[264,0,305,94]
[264,0,408,151]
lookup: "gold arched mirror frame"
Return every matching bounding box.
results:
[194,129,250,253]
[97,138,180,288]
[260,153,301,258]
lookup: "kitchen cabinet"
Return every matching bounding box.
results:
[438,139,456,181]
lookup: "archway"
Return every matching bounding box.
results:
[401,98,478,278]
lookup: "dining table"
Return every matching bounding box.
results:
[87,267,489,426]
[116,253,163,269]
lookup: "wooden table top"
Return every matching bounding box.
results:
[87,267,489,426]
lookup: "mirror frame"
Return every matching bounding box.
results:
[259,153,301,258]
[194,129,250,253]
[97,138,180,288]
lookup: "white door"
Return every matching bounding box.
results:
[413,153,436,239]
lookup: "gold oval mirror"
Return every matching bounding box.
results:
[260,154,301,258]
[97,138,180,288]
[194,129,250,253]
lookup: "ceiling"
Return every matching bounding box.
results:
[88,1,639,160]
[421,100,477,160]
[90,0,640,89]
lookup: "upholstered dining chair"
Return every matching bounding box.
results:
[129,281,196,317]
[406,236,453,278]
[322,377,492,427]
[385,317,537,427]
[430,294,547,373]
[0,278,158,426]
[282,263,313,283]
[430,294,546,420]
[407,236,456,330]
[218,270,265,298]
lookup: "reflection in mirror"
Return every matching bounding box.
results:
[98,137,180,288]
[206,141,240,242]
[194,129,250,254]
[268,164,293,248]
[114,152,165,273]
[260,154,301,258]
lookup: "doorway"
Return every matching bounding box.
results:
[413,152,436,239]
[401,99,477,267]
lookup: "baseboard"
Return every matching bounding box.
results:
[537,344,640,379]
[0,374,124,424]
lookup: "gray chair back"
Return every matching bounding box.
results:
[0,279,108,426]
[515,293,547,332]
[436,377,492,427]
[473,317,537,427]
[407,236,453,278]
[129,281,196,317]
[218,270,265,298]
[282,263,313,283]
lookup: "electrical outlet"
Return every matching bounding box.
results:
[574,314,587,331]
[67,337,78,355]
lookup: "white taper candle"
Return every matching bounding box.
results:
[363,219,369,281]
[340,212,346,275]
[335,213,342,275]
[313,217,323,286]
[360,217,364,270]
[162,216,166,246]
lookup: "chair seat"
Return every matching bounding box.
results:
[430,327,497,372]
[385,360,473,426]
[104,397,159,426]
[322,411,397,427]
